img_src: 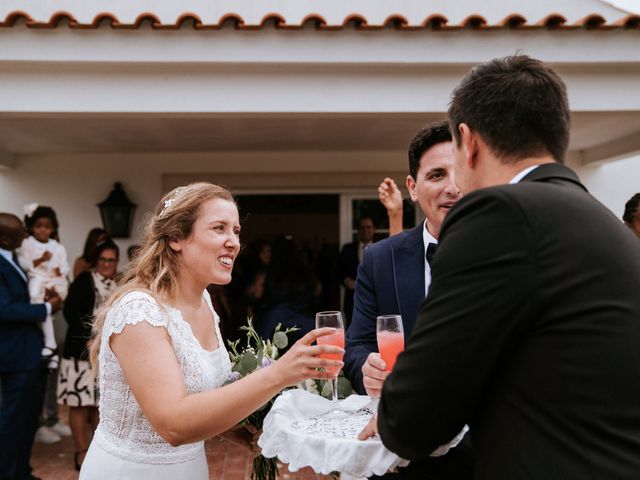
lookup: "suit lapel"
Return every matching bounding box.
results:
[391,225,426,336]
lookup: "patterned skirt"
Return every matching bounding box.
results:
[57,357,99,407]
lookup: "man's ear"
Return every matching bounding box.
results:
[406,175,418,202]
[459,123,479,170]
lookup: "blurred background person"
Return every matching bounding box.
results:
[73,228,108,278]
[257,249,321,348]
[378,178,404,236]
[18,205,73,446]
[623,193,640,238]
[0,213,62,480]
[58,240,119,470]
[127,244,142,263]
[17,205,70,370]
[335,217,375,325]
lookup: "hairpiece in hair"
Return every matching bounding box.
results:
[160,187,184,217]
[24,203,38,219]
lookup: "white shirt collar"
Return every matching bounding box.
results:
[0,247,12,263]
[0,247,28,282]
[509,165,540,184]
[422,219,438,253]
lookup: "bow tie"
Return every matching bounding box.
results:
[425,243,438,268]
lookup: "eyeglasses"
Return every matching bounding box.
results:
[98,258,117,263]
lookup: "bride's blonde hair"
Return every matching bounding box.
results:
[89,182,235,373]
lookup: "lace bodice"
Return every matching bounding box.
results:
[93,290,231,464]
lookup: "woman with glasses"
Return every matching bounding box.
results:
[57,240,119,470]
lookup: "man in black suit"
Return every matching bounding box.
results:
[360,56,640,479]
[336,216,374,324]
[0,213,61,480]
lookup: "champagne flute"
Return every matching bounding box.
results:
[315,311,345,412]
[376,315,404,372]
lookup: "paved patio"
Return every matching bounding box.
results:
[31,421,326,480]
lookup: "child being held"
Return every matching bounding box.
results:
[18,204,70,369]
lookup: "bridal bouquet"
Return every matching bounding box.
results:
[225,319,299,480]
[226,318,354,480]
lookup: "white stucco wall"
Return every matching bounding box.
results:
[573,153,640,220]
[0,150,407,268]
[2,151,637,271]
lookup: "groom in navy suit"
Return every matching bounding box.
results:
[344,122,470,479]
[0,213,61,480]
[344,121,460,397]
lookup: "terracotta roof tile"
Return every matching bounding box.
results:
[1,10,638,31]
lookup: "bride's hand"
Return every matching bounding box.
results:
[270,328,344,387]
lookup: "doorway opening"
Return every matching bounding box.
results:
[216,193,340,344]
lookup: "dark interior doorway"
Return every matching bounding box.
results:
[236,194,340,249]
[215,194,341,344]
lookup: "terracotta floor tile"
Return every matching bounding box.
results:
[31,411,330,480]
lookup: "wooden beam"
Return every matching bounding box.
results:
[0,151,16,170]
[581,131,640,165]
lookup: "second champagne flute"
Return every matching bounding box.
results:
[376,314,404,372]
[315,311,345,413]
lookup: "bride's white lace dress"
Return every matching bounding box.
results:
[80,290,231,479]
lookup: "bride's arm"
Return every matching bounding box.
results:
[110,323,342,447]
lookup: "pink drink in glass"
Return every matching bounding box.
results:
[377,331,404,371]
[317,329,345,376]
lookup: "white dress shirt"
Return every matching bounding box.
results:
[509,165,540,184]
[0,247,27,282]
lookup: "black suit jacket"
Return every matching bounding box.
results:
[378,163,640,479]
[63,271,96,360]
[0,255,47,373]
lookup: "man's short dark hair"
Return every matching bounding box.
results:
[408,120,452,180]
[623,193,640,224]
[448,55,570,164]
[358,216,375,227]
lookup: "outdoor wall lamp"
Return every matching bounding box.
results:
[98,182,137,238]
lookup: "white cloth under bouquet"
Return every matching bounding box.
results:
[258,389,408,477]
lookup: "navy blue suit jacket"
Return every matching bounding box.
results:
[0,254,47,373]
[344,225,425,394]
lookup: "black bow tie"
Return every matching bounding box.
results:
[425,243,438,268]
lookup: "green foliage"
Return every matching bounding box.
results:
[225,319,354,480]
[225,319,300,480]
[272,331,288,349]
[302,374,353,400]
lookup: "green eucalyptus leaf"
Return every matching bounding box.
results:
[257,350,263,367]
[337,376,353,399]
[273,331,288,349]
[321,380,333,399]
[232,363,243,373]
[240,352,258,372]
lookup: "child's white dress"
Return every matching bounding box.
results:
[17,236,70,367]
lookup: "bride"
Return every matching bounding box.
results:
[80,183,343,479]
